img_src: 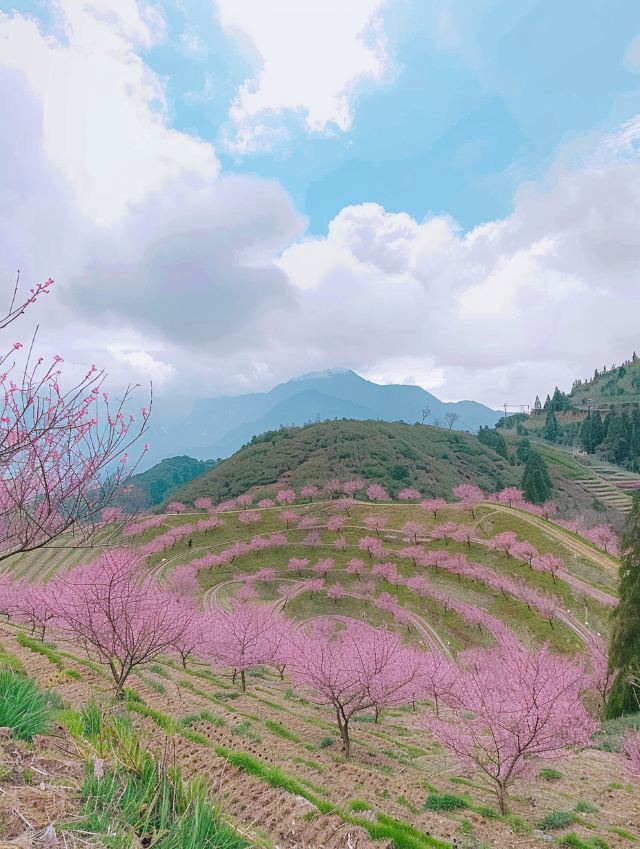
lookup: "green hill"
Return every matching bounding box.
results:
[165,419,622,523]
[122,455,218,509]
[168,420,518,505]
[570,354,640,409]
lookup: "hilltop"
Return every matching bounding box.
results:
[166,419,624,525]
[142,369,501,467]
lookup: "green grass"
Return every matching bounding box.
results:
[0,669,53,740]
[537,811,575,830]
[558,835,610,849]
[265,720,301,743]
[232,720,262,743]
[574,801,598,814]
[607,826,638,841]
[349,799,371,812]
[17,631,63,668]
[540,768,564,781]
[594,712,640,753]
[424,793,469,812]
[179,710,226,729]
[0,641,25,673]
[72,752,248,848]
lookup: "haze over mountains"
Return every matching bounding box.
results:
[142,369,501,469]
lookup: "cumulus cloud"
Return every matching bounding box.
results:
[216,0,390,153]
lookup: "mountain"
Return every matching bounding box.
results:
[120,455,217,510]
[142,369,501,468]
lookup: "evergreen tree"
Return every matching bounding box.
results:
[630,406,640,462]
[534,395,542,415]
[606,493,640,718]
[544,394,551,411]
[516,438,531,464]
[477,426,508,459]
[580,410,604,454]
[522,451,552,505]
[542,407,559,442]
[591,410,604,448]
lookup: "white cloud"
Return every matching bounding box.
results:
[0,2,219,226]
[215,0,390,152]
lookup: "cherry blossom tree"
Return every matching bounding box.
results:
[166,502,187,514]
[364,516,386,537]
[237,510,262,529]
[216,499,237,512]
[204,602,289,691]
[287,557,310,575]
[488,531,518,558]
[314,557,335,575]
[431,522,459,545]
[327,514,345,532]
[622,731,640,777]
[450,525,477,550]
[298,515,319,529]
[303,530,323,549]
[166,565,200,598]
[426,642,596,813]
[531,552,566,584]
[333,536,347,552]
[346,557,366,580]
[254,567,277,584]
[453,483,484,518]
[358,535,384,559]
[289,620,421,758]
[511,540,538,567]
[57,548,195,696]
[401,521,425,543]
[372,562,399,584]
[421,498,447,518]
[398,487,421,501]
[236,493,253,509]
[302,577,325,598]
[324,478,341,499]
[277,488,296,505]
[366,483,391,502]
[342,480,364,497]
[585,636,617,709]
[327,582,345,603]
[194,497,212,511]
[279,509,299,529]
[257,498,275,509]
[301,485,319,501]
[494,488,525,508]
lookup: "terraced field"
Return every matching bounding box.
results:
[1,496,634,848]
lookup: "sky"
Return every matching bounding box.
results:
[2,0,640,415]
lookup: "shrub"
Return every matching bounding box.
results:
[319,736,334,749]
[424,793,469,812]
[539,768,563,781]
[574,800,598,814]
[537,810,575,830]
[0,670,53,740]
[349,799,371,812]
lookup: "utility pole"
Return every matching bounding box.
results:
[586,398,592,454]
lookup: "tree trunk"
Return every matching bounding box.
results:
[241,669,246,691]
[336,707,350,759]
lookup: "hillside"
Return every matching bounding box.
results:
[169,419,519,506]
[570,355,640,409]
[142,369,501,466]
[121,455,217,509]
[1,489,632,848]
[166,419,625,526]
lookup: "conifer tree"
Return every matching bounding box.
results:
[522,451,552,505]
[534,395,542,415]
[542,407,559,442]
[606,493,640,717]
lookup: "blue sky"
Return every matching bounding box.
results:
[102,0,640,232]
[1,0,640,409]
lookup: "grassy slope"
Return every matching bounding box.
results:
[170,420,522,506]
[570,357,640,409]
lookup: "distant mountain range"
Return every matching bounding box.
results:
[141,369,501,470]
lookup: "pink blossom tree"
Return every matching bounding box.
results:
[301,485,319,501]
[289,620,421,757]
[431,522,459,545]
[421,498,448,519]
[237,510,262,529]
[364,516,387,537]
[342,480,364,497]
[426,642,596,813]
[327,582,345,603]
[488,531,518,558]
[324,478,341,499]
[279,509,299,530]
[302,577,325,598]
[453,483,484,518]
[57,548,195,696]
[333,536,347,552]
[166,501,187,514]
[298,515,319,529]
[398,487,421,501]
[401,521,425,543]
[287,557,310,575]
[216,499,237,512]
[495,487,525,508]
[622,731,640,777]
[531,552,566,584]
[303,530,323,549]
[204,602,289,690]
[277,488,296,505]
[327,514,345,532]
[166,565,201,598]
[510,540,538,567]
[257,498,275,508]
[254,567,277,584]
[236,493,253,509]
[450,524,477,550]
[372,562,399,584]
[194,497,212,511]
[359,535,384,559]
[314,557,335,575]
[366,483,391,502]
[585,636,617,709]
[346,557,366,580]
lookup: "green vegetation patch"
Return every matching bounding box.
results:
[17,632,63,668]
[0,669,53,740]
[424,793,469,812]
[265,719,301,742]
[537,811,576,830]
